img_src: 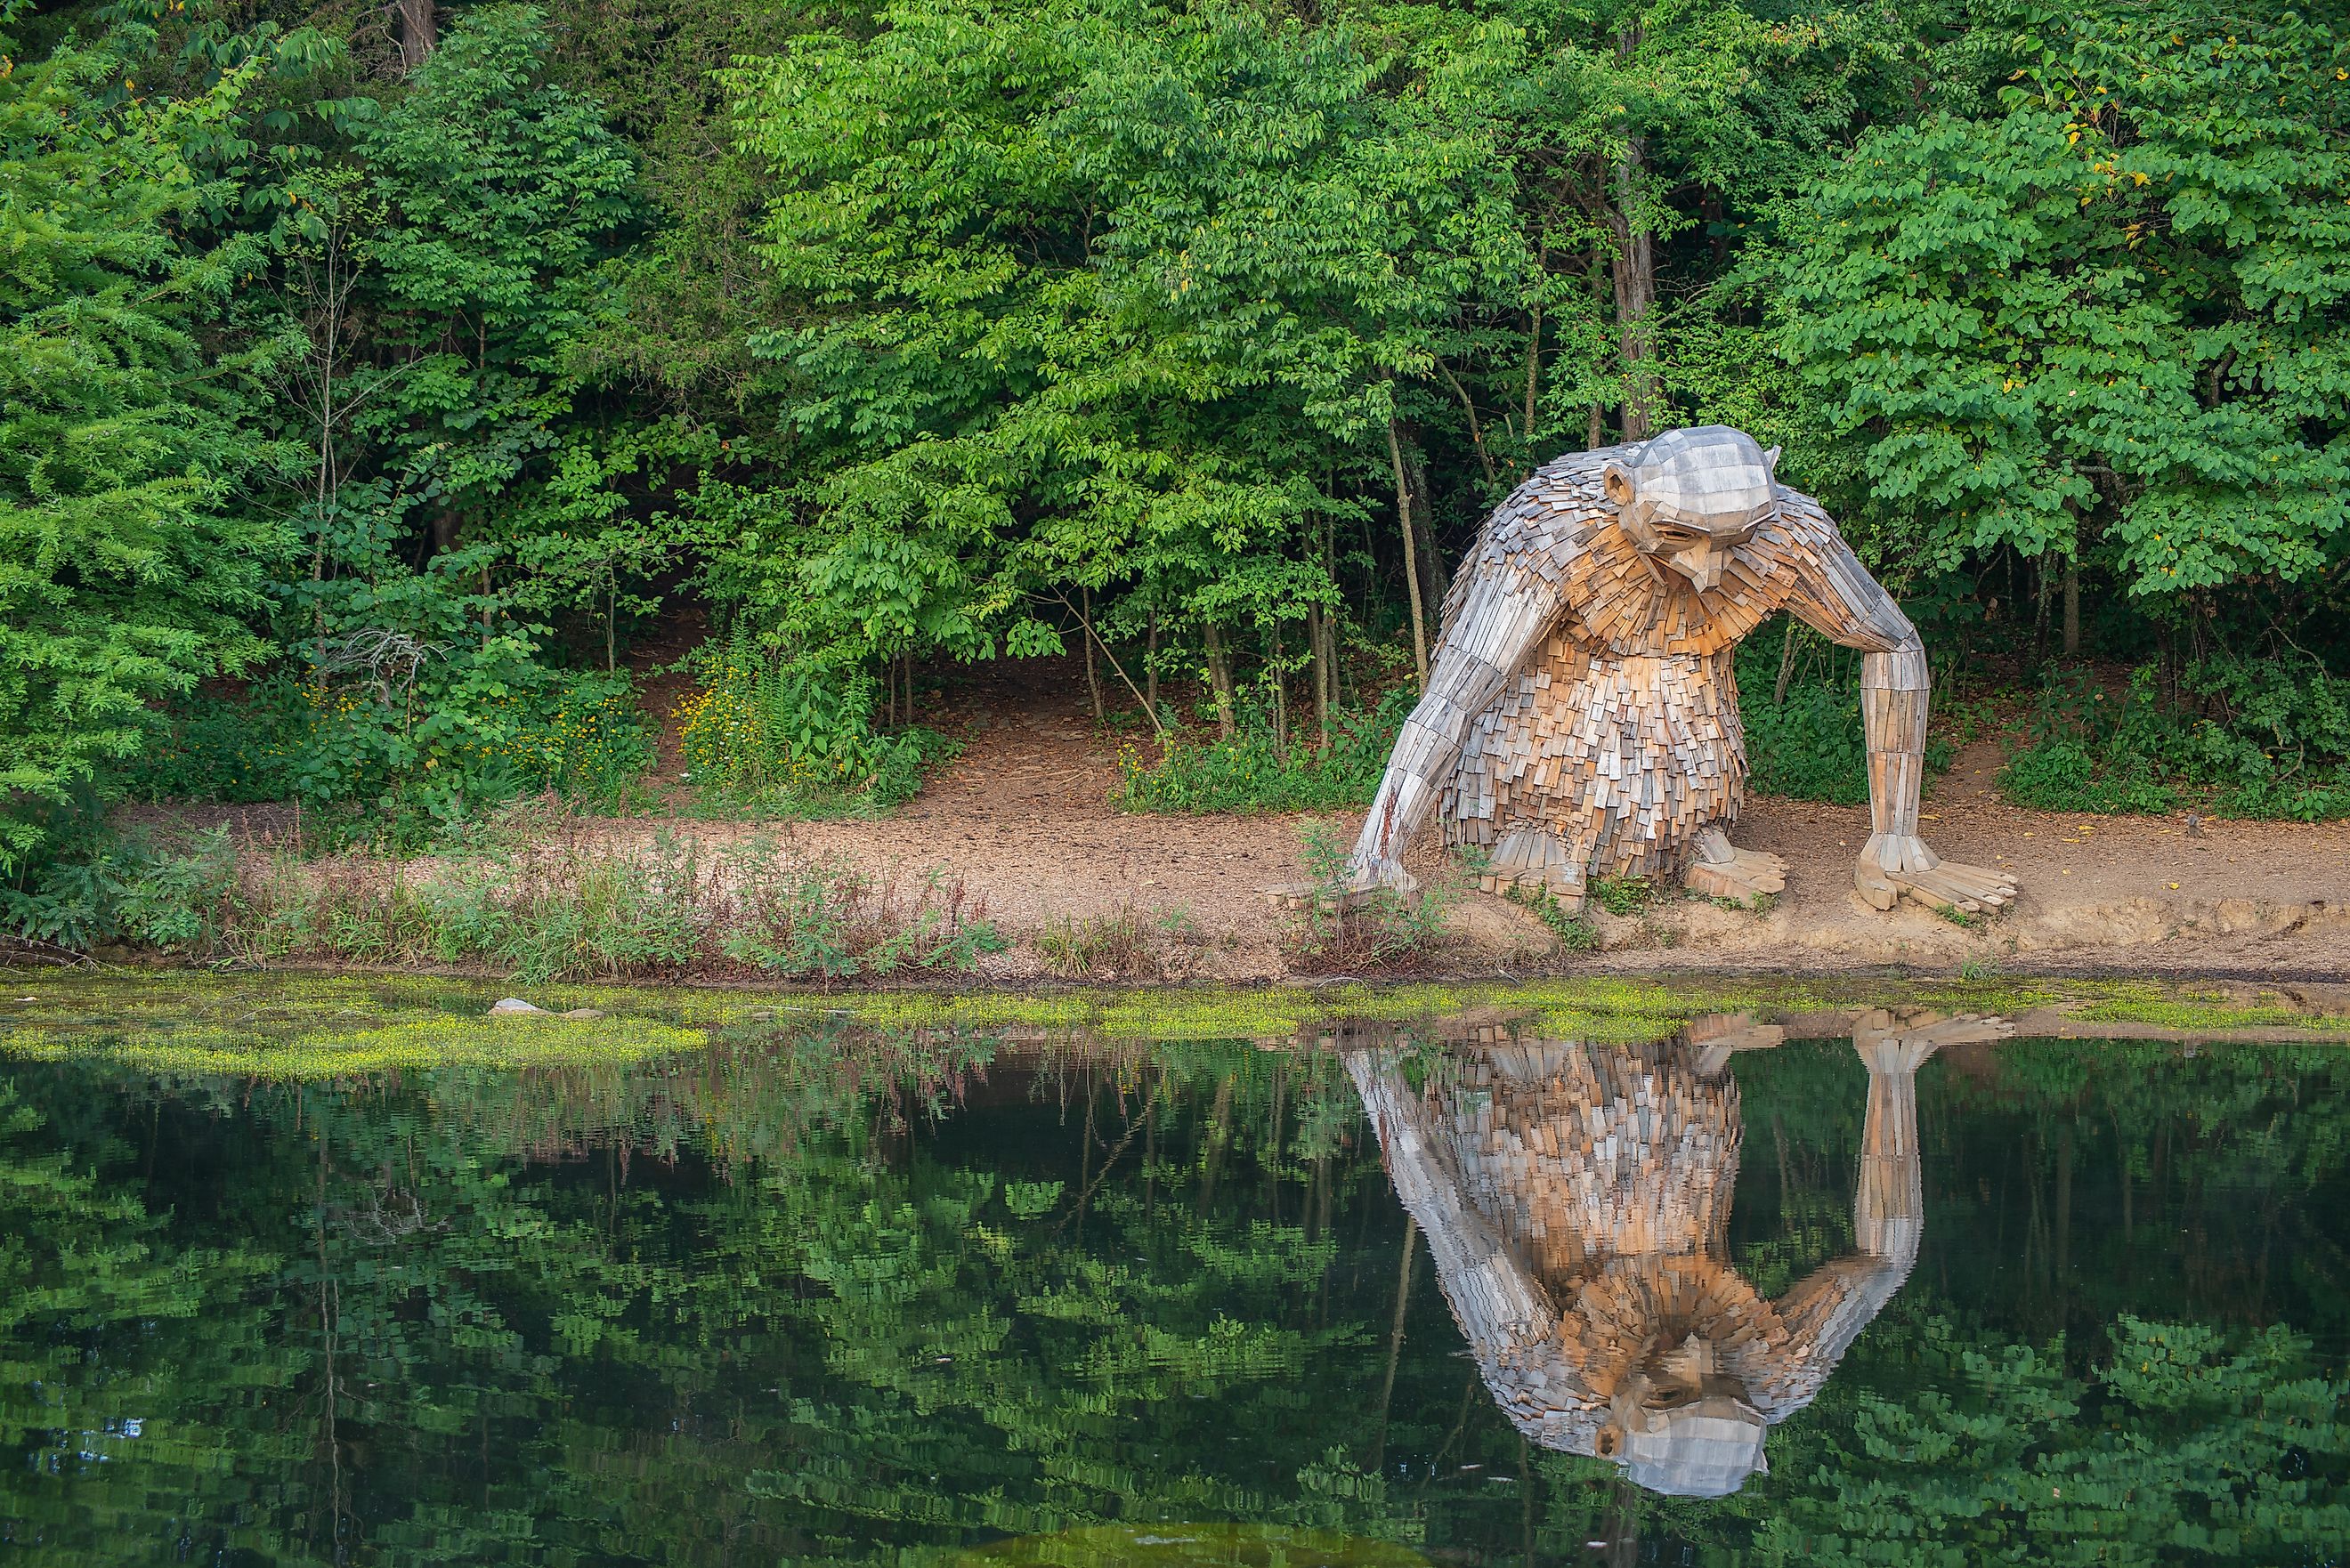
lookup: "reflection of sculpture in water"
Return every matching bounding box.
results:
[1347,1010,2009,1498]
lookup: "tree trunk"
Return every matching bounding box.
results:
[1406,439,1447,606]
[1144,611,1158,724]
[1268,620,1288,764]
[1082,587,1103,722]
[1386,414,1429,690]
[1608,27,1659,442]
[1588,401,1606,452]
[1609,136,1658,442]
[1203,621,1236,740]
[2033,555,2053,669]
[2062,558,2081,658]
[396,0,434,70]
[1309,604,1331,756]
[1523,253,1544,451]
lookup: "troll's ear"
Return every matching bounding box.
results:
[1762,444,1782,478]
[1602,461,1639,506]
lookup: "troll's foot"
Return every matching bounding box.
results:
[1682,827,1786,903]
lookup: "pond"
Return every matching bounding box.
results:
[3,977,2347,1565]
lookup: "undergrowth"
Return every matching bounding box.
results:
[1034,908,1160,982]
[1998,659,2350,820]
[1115,689,1413,813]
[677,626,957,813]
[1,826,1005,985]
[1733,627,1962,804]
[140,667,660,849]
[1281,819,1454,970]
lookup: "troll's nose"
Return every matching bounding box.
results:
[1677,544,1727,594]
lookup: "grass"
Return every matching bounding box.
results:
[1504,884,1599,951]
[1035,909,1160,981]
[1114,691,1413,814]
[93,828,1006,986]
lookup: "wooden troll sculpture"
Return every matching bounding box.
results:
[1347,1010,2011,1497]
[1348,425,2015,915]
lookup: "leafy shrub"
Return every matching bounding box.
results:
[677,626,953,810]
[1588,875,1657,917]
[1734,631,1957,804]
[2000,659,2350,820]
[514,672,658,803]
[140,663,657,840]
[1503,883,1598,951]
[0,826,238,957]
[1115,688,1413,814]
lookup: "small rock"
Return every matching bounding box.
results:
[558,1007,606,1021]
[488,998,547,1016]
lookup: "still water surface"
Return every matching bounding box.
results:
[3,992,2347,1564]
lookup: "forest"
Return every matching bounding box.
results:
[4,0,2348,922]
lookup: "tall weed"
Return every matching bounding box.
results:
[35,828,1004,984]
[1281,819,1453,970]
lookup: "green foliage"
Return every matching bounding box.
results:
[1503,883,1599,951]
[1115,691,1413,814]
[1737,1310,2350,1564]
[1734,626,1957,805]
[0,28,297,869]
[2001,659,2350,819]
[1587,875,1657,918]
[677,626,955,810]
[142,665,657,834]
[1778,4,2350,595]
[0,824,238,954]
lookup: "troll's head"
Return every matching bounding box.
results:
[1602,426,1782,594]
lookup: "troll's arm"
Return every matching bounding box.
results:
[1346,546,1567,890]
[1776,501,2015,914]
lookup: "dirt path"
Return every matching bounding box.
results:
[578,659,2350,982]
[137,657,2350,982]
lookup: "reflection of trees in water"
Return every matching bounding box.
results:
[0,1019,2347,1564]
